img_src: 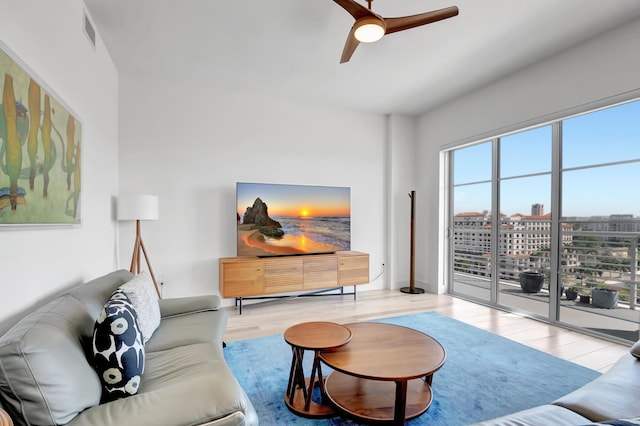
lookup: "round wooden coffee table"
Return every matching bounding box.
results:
[284,321,352,418]
[320,322,446,425]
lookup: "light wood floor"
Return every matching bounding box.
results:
[223,289,632,373]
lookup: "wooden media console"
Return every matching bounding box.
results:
[219,251,369,313]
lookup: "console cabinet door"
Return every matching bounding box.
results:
[264,258,303,294]
[220,259,265,297]
[338,253,369,285]
[304,256,338,290]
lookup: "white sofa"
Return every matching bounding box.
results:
[0,270,258,426]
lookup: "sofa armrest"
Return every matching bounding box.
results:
[158,295,222,318]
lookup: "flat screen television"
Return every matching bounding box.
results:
[236,182,351,257]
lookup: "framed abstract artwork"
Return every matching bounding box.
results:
[0,42,82,226]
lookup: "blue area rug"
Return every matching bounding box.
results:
[224,312,600,425]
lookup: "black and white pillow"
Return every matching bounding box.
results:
[92,290,145,402]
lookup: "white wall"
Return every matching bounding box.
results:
[386,114,419,290]
[117,74,388,302]
[0,1,120,331]
[416,18,640,293]
[0,0,402,325]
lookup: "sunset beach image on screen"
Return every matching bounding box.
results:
[236,182,351,257]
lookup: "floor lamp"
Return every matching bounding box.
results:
[117,194,162,298]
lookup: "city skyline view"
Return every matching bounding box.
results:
[453,99,640,218]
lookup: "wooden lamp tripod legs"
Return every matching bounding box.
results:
[129,219,162,298]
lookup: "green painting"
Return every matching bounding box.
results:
[0,43,81,225]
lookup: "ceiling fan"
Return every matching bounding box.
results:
[333,0,459,63]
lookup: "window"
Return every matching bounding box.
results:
[448,99,640,343]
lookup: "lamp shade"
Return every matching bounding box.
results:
[117,194,159,221]
[354,17,385,43]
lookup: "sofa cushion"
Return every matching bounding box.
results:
[158,295,222,319]
[67,342,257,426]
[145,308,227,354]
[119,271,160,343]
[554,353,640,422]
[92,290,145,402]
[68,270,134,329]
[0,295,102,425]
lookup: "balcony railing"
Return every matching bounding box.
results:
[560,230,638,310]
[453,228,640,311]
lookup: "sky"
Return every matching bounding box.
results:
[453,99,640,218]
[236,182,350,218]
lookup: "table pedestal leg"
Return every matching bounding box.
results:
[394,380,408,426]
[284,346,336,418]
[305,351,321,411]
[424,374,433,385]
[286,347,307,405]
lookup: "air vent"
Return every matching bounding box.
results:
[84,10,96,48]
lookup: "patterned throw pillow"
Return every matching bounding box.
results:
[92,290,145,402]
[119,271,161,343]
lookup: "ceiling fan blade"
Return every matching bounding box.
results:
[340,26,361,63]
[384,6,459,35]
[333,0,373,20]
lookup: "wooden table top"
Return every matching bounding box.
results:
[320,322,446,381]
[284,321,352,351]
[0,408,13,426]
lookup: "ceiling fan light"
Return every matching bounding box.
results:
[354,18,385,43]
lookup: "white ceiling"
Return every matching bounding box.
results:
[82,0,640,116]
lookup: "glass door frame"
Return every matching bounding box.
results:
[444,97,640,344]
[446,122,572,325]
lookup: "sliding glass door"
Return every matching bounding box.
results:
[496,126,554,318]
[558,101,640,341]
[451,142,492,303]
[447,99,640,343]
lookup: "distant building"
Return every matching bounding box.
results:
[453,206,640,281]
[531,203,544,216]
[453,210,573,278]
[570,214,640,234]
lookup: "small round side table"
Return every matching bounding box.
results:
[0,408,13,426]
[284,321,352,418]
